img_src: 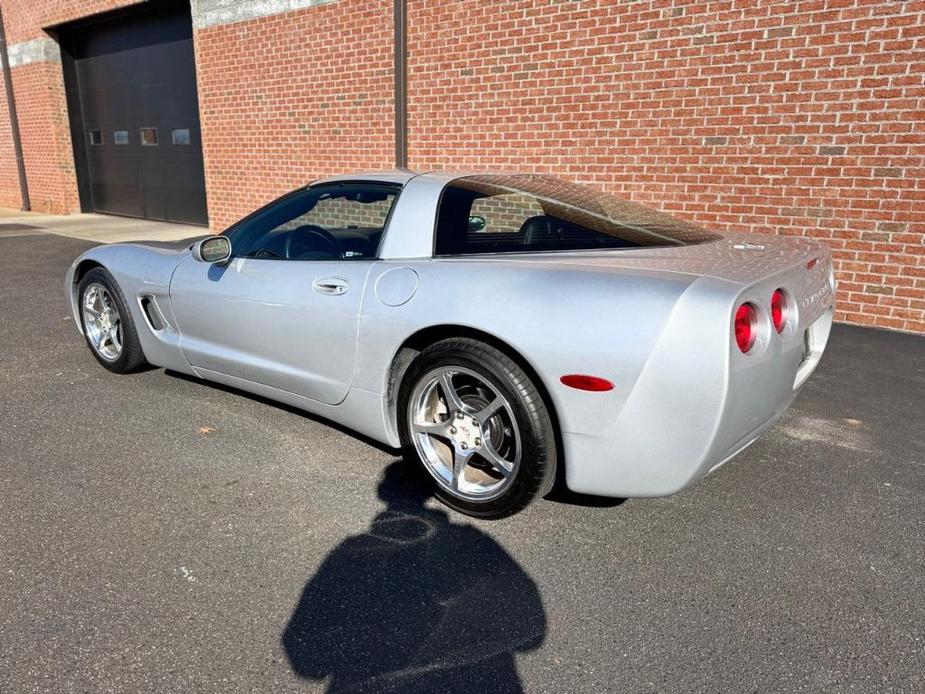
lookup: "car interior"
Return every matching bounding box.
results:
[245,225,384,261]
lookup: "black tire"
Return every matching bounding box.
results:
[398,338,557,519]
[77,267,148,374]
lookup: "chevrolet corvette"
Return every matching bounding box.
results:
[66,171,835,518]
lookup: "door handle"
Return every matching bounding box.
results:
[312,276,350,295]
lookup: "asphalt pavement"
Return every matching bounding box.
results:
[1,230,922,693]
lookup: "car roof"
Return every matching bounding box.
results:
[311,170,419,186]
[311,170,510,188]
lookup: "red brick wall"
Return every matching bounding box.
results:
[8,62,80,214]
[0,69,21,210]
[0,0,922,333]
[407,0,925,334]
[193,0,395,231]
[0,62,80,215]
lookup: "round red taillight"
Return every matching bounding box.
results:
[771,289,787,334]
[734,303,757,353]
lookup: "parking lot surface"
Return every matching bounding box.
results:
[1,231,923,693]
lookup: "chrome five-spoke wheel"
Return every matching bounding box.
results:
[408,366,522,501]
[77,268,146,374]
[400,338,557,518]
[81,282,123,361]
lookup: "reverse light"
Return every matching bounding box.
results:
[771,289,787,334]
[734,303,758,353]
[560,374,614,392]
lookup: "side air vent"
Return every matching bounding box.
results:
[140,296,167,331]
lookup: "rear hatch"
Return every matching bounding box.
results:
[501,232,836,331]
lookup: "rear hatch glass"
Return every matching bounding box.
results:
[435,174,722,255]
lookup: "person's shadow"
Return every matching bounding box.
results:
[282,461,546,693]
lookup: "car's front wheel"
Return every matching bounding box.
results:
[78,267,147,373]
[398,338,557,519]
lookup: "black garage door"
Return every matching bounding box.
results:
[58,2,208,225]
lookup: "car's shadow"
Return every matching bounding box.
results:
[546,487,627,508]
[164,370,399,454]
[281,461,546,693]
[164,369,635,689]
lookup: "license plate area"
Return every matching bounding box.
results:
[793,308,834,390]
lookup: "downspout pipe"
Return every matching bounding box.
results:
[393,0,407,169]
[0,6,30,211]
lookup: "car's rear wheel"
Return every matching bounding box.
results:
[78,268,147,373]
[398,338,557,519]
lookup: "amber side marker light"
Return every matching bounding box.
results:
[560,374,615,392]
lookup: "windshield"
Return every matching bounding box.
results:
[434,174,720,255]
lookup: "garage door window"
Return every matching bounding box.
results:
[113,130,129,145]
[171,129,191,146]
[140,128,158,146]
[89,130,103,146]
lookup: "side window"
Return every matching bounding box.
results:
[469,193,544,234]
[225,184,398,261]
[436,185,545,255]
[278,194,394,239]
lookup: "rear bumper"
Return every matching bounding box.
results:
[562,305,834,498]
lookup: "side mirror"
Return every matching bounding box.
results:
[192,236,232,264]
[467,215,486,232]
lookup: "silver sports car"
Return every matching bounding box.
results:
[66,171,835,518]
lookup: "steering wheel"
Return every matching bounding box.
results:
[284,224,344,259]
